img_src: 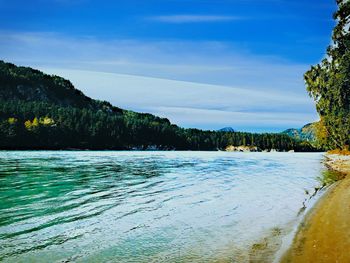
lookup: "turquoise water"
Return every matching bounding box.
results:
[0,151,325,262]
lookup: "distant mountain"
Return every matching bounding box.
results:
[282,123,317,143]
[219,127,235,132]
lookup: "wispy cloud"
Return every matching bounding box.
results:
[148,15,241,23]
[0,31,318,131]
[38,68,318,132]
[0,31,308,91]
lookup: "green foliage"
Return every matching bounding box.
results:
[0,100,313,151]
[305,0,350,150]
[0,61,315,151]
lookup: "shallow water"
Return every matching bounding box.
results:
[0,151,325,262]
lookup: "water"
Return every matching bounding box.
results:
[0,151,326,262]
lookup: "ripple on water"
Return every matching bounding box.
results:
[0,151,325,262]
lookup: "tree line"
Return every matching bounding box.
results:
[0,100,315,151]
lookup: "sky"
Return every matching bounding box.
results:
[0,0,337,132]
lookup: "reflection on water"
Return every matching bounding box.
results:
[0,151,325,262]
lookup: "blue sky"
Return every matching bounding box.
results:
[0,0,337,132]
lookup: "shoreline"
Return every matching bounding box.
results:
[280,153,350,262]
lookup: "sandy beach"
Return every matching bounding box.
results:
[281,154,350,263]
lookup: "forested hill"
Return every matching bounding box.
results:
[0,61,122,113]
[0,60,316,151]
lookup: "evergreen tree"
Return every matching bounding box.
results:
[305,0,350,150]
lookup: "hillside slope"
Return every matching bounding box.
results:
[0,61,123,113]
[282,123,317,143]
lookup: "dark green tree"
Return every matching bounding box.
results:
[305,0,350,150]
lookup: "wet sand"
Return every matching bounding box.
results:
[281,154,350,263]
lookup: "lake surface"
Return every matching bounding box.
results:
[0,151,326,262]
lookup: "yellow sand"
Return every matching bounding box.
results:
[281,155,350,263]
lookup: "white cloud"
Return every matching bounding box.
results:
[148,15,241,23]
[0,31,309,92]
[0,31,318,131]
[39,68,318,132]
